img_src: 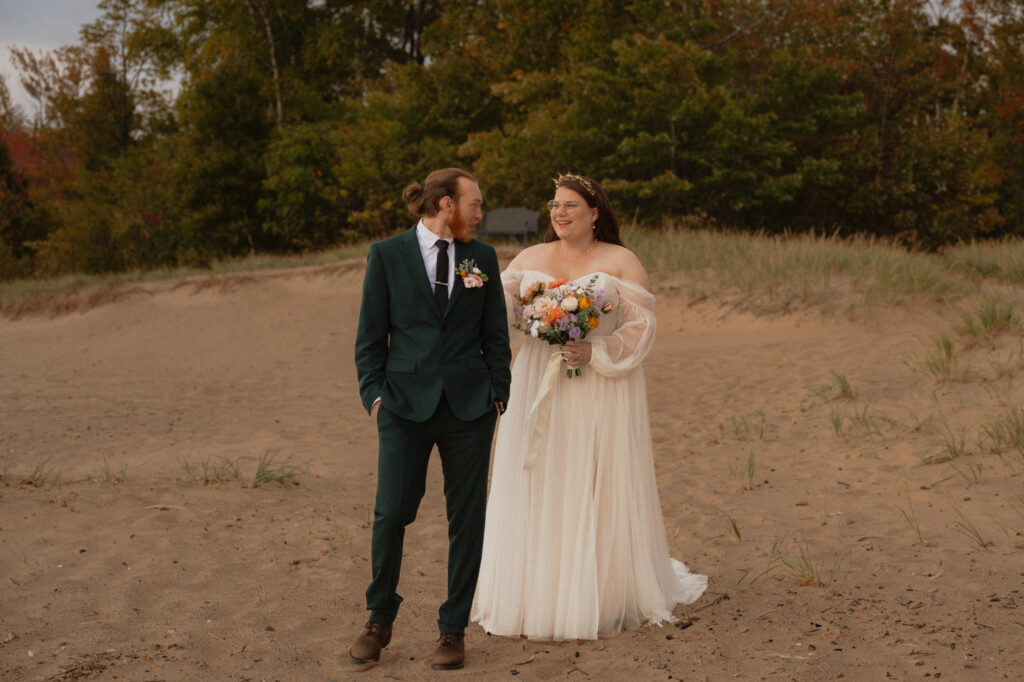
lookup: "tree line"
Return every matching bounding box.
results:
[1,0,1023,281]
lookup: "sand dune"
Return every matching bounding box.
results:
[1,257,1022,681]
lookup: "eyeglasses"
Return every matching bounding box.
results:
[547,200,581,212]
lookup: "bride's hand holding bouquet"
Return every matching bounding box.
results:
[513,275,613,378]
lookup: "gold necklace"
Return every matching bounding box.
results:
[559,238,597,261]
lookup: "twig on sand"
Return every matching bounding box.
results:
[145,504,185,511]
[513,655,535,665]
[691,593,730,613]
[46,651,140,680]
[766,652,811,660]
[207,632,225,641]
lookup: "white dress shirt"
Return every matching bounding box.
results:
[416,220,455,293]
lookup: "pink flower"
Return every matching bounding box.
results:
[457,258,489,288]
[532,297,556,314]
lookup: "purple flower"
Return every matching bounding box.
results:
[569,325,582,340]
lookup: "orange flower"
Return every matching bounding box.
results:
[547,278,566,289]
[544,307,564,325]
[578,296,591,308]
[588,316,599,329]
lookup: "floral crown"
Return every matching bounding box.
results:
[553,173,595,197]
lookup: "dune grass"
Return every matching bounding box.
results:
[728,448,758,490]
[627,226,981,308]
[953,297,1019,347]
[923,334,964,382]
[723,411,767,440]
[0,242,372,315]
[96,456,128,485]
[251,451,309,488]
[831,372,855,400]
[953,507,992,551]
[980,405,1024,467]
[741,537,844,587]
[922,425,969,465]
[944,239,1024,284]
[895,475,925,545]
[0,457,63,487]
[8,224,1024,315]
[177,454,242,486]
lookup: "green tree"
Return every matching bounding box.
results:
[170,58,270,263]
[259,122,344,249]
[826,0,1003,245]
[8,0,1024,276]
[456,0,645,209]
[80,0,177,138]
[0,135,42,279]
[0,76,25,129]
[962,0,1024,234]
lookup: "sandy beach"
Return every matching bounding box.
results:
[1,252,1022,681]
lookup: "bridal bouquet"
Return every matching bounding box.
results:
[513,275,613,377]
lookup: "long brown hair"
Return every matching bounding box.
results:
[403,168,478,217]
[544,173,624,246]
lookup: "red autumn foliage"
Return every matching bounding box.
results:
[0,129,76,190]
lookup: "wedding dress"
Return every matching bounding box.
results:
[471,269,707,641]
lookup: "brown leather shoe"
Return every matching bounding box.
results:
[349,621,392,664]
[430,632,465,670]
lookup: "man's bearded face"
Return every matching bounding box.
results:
[449,202,473,243]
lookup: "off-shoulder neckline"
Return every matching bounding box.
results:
[512,268,652,295]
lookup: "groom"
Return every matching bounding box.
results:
[351,168,511,670]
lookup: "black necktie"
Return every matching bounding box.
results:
[434,238,449,312]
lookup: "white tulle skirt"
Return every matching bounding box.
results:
[471,338,707,641]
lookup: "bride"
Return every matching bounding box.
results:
[471,173,707,641]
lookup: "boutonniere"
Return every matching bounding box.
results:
[457,258,489,288]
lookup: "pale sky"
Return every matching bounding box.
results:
[1,0,104,113]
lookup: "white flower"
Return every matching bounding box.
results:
[560,295,579,312]
[530,320,541,337]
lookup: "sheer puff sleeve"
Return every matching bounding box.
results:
[589,277,656,378]
[500,268,526,329]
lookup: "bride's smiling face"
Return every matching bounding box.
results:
[549,187,597,242]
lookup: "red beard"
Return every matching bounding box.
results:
[449,205,473,243]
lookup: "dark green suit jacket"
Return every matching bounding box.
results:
[355,227,512,423]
